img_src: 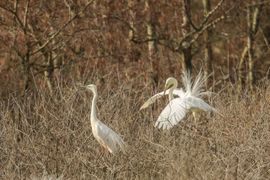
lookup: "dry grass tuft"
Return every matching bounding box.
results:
[1,78,270,179]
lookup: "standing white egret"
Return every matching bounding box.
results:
[140,71,219,130]
[82,84,126,154]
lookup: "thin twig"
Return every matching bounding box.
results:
[31,0,95,55]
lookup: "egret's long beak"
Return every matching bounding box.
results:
[163,83,173,95]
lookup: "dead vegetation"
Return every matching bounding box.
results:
[1,74,270,179]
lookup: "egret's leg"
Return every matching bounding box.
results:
[192,111,199,132]
[192,111,197,123]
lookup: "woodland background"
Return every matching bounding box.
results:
[1,0,270,179]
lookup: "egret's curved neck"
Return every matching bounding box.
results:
[168,82,177,101]
[168,88,174,101]
[90,90,98,123]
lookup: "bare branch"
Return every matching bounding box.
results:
[14,0,18,15]
[199,0,225,30]
[182,0,198,31]
[0,3,24,31]
[23,0,30,29]
[251,2,263,34]
[189,14,226,46]
[108,15,136,41]
[246,0,270,7]
[31,0,95,55]
[260,27,270,49]
[185,0,225,31]
[178,4,234,50]
[108,0,233,58]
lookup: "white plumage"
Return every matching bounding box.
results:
[140,88,185,110]
[84,84,126,154]
[141,71,219,130]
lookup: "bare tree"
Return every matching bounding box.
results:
[0,0,94,94]
[123,0,227,75]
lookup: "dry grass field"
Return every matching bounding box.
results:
[1,71,270,180]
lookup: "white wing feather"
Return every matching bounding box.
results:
[95,121,126,154]
[140,88,185,110]
[155,98,189,130]
[155,95,216,130]
[182,70,210,97]
[140,92,164,110]
[185,96,217,112]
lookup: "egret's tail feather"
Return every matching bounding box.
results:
[181,70,209,97]
[209,106,224,118]
[118,138,126,154]
[182,70,192,94]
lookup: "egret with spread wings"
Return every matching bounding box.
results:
[140,71,219,130]
[82,84,126,154]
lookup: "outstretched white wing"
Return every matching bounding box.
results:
[155,98,189,130]
[155,96,216,130]
[140,88,185,110]
[185,96,217,112]
[140,91,165,110]
[95,121,126,154]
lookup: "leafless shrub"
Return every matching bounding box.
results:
[1,75,270,179]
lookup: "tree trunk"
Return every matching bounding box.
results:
[237,1,263,92]
[203,0,213,87]
[247,6,254,91]
[21,53,30,93]
[128,0,135,53]
[44,52,54,95]
[247,2,263,91]
[181,0,192,73]
[145,0,159,86]
[237,46,248,93]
